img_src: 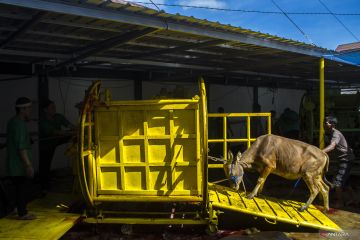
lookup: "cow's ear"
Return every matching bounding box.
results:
[227,150,233,162]
[236,151,242,161]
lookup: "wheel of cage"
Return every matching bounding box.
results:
[78,81,102,207]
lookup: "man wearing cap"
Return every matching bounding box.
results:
[6,97,36,220]
[323,116,355,208]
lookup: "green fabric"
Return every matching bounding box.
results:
[6,116,32,176]
[39,113,71,138]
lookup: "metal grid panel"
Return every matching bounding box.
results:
[94,100,204,199]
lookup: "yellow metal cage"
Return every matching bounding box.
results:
[77,79,218,230]
[76,79,341,232]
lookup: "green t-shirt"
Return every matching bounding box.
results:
[6,116,32,176]
[39,113,71,138]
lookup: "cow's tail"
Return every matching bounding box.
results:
[322,154,334,189]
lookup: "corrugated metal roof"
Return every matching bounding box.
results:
[0,0,358,88]
[102,0,327,51]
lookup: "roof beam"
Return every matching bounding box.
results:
[0,11,45,48]
[0,0,329,58]
[124,39,226,59]
[0,48,224,71]
[50,27,157,71]
[1,48,358,85]
[260,55,315,68]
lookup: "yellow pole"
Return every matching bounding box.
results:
[223,116,227,159]
[319,57,325,149]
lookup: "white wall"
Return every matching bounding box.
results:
[259,87,305,118]
[208,83,305,115]
[48,77,134,170]
[49,77,134,124]
[0,75,305,176]
[209,84,254,113]
[207,83,305,138]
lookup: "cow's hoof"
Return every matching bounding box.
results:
[299,206,307,212]
[246,194,255,199]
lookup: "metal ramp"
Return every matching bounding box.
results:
[208,183,341,232]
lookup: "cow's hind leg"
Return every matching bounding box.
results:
[300,173,319,211]
[247,167,272,199]
[318,178,330,212]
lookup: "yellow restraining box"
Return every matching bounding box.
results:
[94,100,203,200]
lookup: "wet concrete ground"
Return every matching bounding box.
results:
[4,167,358,239]
[56,168,360,239]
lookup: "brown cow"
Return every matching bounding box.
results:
[224,134,331,211]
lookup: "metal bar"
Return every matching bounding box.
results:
[51,27,157,71]
[208,138,256,143]
[247,116,251,148]
[119,111,125,191]
[208,164,225,169]
[169,109,174,189]
[268,115,272,134]
[319,57,325,149]
[100,211,198,215]
[223,116,227,160]
[83,217,208,225]
[94,195,203,202]
[134,79,142,100]
[209,113,271,117]
[195,107,201,193]
[0,11,45,48]
[198,77,209,208]
[143,111,150,191]
[124,39,226,59]
[87,112,94,197]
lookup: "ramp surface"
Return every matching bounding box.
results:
[209,183,341,232]
[0,193,80,240]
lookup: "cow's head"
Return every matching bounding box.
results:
[223,150,244,191]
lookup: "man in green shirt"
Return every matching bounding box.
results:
[6,97,36,220]
[39,99,74,193]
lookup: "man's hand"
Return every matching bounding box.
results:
[19,149,33,177]
[25,164,34,178]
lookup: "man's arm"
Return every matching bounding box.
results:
[19,149,34,177]
[323,141,336,153]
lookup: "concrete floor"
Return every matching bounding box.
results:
[3,167,359,239]
[60,168,360,239]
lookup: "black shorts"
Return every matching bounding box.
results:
[333,160,352,188]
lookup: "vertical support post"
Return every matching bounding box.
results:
[253,86,259,112]
[198,77,208,208]
[134,79,142,100]
[223,116,227,159]
[252,87,260,137]
[247,116,251,148]
[267,115,272,134]
[319,57,325,149]
[38,72,49,106]
[206,82,210,111]
[38,72,48,176]
[87,111,94,197]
